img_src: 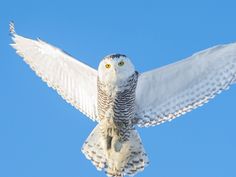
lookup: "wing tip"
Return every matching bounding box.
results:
[9,21,16,36]
[9,21,18,47]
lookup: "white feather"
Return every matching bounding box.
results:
[135,43,236,127]
[11,32,99,121]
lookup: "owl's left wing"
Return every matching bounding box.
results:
[10,24,99,122]
[135,43,236,127]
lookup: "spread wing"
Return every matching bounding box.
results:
[135,43,236,127]
[10,24,99,122]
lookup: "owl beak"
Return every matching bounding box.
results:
[113,67,117,74]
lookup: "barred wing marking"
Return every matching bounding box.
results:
[135,43,236,127]
[11,32,99,121]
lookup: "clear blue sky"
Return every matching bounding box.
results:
[1,0,236,177]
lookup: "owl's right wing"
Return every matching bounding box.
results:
[10,23,99,122]
[135,43,236,127]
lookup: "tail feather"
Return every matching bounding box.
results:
[82,125,149,176]
[105,129,149,176]
[123,129,149,176]
[82,125,106,170]
[105,170,123,177]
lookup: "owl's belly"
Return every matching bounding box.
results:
[100,118,129,152]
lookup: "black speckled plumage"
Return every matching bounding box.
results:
[105,54,127,59]
[97,71,138,142]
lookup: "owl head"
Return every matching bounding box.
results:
[98,54,135,85]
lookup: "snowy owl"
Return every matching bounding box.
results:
[10,22,236,177]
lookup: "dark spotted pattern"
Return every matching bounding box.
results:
[105,54,127,59]
[97,71,139,142]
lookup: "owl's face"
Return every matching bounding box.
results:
[98,54,135,85]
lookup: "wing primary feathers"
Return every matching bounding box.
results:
[10,24,99,122]
[9,21,16,35]
[135,43,236,127]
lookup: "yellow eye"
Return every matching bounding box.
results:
[105,64,111,69]
[118,61,124,66]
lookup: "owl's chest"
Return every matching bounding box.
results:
[97,72,138,122]
[97,85,122,120]
[97,87,136,125]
